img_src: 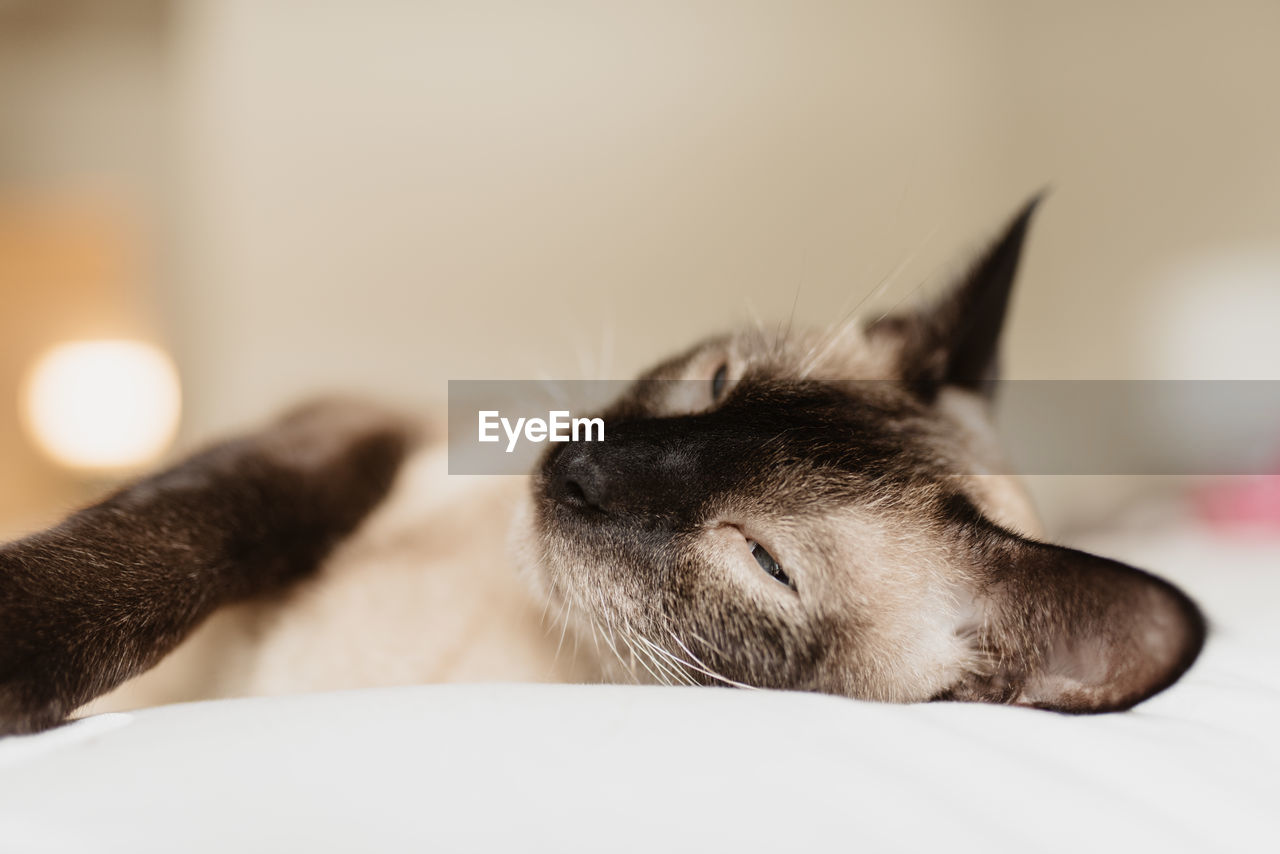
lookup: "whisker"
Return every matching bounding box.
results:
[688,630,729,659]
[595,593,638,683]
[869,223,944,325]
[798,223,941,379]
[534,370,570,408]
[595,620,631,682]
[620,619,683,687]
[622,632,667,686]
[599,314,616,381]
[795,260,901,380]
[776,285,802,358]
[587,614,601,660]
[633,633,697,686]
[553,598,574,663]
[665,628,756,690]
[538,568,561,627]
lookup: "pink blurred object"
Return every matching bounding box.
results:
[1195,472,1280,530]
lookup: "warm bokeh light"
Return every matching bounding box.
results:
[21,340,181,471]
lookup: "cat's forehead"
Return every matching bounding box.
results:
[620,323,906,421]
[642,323,901,382]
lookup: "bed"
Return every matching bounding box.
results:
[1,513,1276,853]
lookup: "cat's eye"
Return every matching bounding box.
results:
[749,540,795,591]
[711,363,729,400]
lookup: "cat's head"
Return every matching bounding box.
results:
[515,197,1205,712]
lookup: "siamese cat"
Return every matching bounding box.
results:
[0,198,1205,736]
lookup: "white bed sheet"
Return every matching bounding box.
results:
[1,519,1276,853]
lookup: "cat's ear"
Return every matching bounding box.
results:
[868,193,1044,398]
[951,523,1206,713]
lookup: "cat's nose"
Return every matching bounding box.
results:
[548,444,613,514]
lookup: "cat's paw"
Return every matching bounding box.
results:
[0,566,102,736]
[261,396,426,473]
[0,671,76,737]
[247,397,425,542]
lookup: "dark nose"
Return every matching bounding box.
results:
[548,444,613,513]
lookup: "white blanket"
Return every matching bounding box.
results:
[1,520,1276,853]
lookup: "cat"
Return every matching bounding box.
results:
[0,197,1205,735]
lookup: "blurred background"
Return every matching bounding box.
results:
[3,0,1280,538]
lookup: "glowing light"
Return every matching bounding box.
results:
[21,340,181,471]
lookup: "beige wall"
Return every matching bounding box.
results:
[167,1,1280,436]
[168,1,1003,436]
[4,1,1280,531]
[0,0,168,533]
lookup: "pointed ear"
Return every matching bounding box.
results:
[952,525,1206,713]
[868,193,1043,399]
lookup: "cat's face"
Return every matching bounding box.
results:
[515,198,1205,712]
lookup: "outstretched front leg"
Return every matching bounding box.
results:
[0,399,420,735]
